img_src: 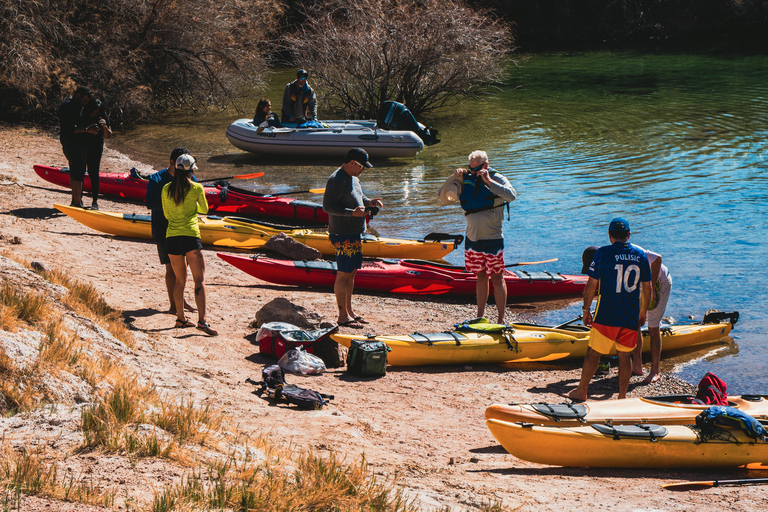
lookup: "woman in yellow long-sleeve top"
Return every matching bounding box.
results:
[161,154,217,336]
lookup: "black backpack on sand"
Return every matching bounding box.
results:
[247,365,333,410]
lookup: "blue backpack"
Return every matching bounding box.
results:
[695,406,767,440]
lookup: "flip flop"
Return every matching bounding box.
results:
[175,319,195,328]
[338,320,365,329]
[354,316,370,325]
[559,392,585,404]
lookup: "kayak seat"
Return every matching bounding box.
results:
[531,403,588,422]
[511,270,565,283]
[420,233,464,245]
[123,213,152,223]
[592,423,668,441]
[288,199,324,209]
[408,332,467,346]
[295,260,337,272]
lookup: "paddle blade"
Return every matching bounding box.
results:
[308,188,326,194]
[505,258,558,268]
[210,238,266,250]
[232,172,265,179]
[662,481,715,491]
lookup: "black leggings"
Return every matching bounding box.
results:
[86,142,103,200]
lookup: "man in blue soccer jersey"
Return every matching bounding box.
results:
[565,217,651,401]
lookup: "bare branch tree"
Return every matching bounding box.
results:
[283,0,513,118]
[0,0,285,125]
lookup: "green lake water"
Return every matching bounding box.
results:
[108,52,768,392]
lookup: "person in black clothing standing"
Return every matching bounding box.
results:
[82,98,112,210]
[59,86,94,207]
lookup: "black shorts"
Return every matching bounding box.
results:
[166,236,202,256]
[155,237,171,265]
[62,143,87,182]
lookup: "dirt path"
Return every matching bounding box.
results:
[0,124,765,511]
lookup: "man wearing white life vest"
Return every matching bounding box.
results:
[439,150,517,323]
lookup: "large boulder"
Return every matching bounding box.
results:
[263,233,321,261]
[253,298,327,330]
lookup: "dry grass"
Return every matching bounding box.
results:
[151,451,422,512]
[152,398,224,447]
[0,253,136,348]
[0,445,116,508]
[0,282,50,328]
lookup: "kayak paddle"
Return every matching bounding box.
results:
[272,188,326,196]
[198,172,265,183]
[663,478,768,491]
[505,258,558,268]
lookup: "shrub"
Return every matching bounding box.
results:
[0,0,285,125]
[283,0,513,118]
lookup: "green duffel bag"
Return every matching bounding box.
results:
[346,339,390,377]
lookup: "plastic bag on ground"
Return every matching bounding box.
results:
[278,346,326,375]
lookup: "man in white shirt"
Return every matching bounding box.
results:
[632,247,672,384]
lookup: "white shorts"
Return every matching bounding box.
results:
[647,276,672,328]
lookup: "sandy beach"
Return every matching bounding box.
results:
[0,124,765,511]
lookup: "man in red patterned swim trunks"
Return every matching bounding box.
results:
[439,150,517,323]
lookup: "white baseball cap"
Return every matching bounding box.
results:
[175,154,197,172]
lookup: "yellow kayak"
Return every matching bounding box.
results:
[508,313,735,358]
[485,393,768,426]
[53,204,458,259]
[486,418,768,468]
[332,316,734,366]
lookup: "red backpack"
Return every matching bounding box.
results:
[695,372,728,406]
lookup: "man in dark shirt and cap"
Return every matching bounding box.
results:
[281,69,317,123]
[322,148,383,329]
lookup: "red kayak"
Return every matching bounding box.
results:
[217,254,588,297]
[33,165,329,225]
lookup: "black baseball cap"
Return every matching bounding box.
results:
[345,148,373,168]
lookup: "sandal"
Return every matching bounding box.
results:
[354,316,370,325]
[197,321,218,336]
[175,319,195,328]
[338,320,365,329]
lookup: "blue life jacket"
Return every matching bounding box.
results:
[459,168,506,216]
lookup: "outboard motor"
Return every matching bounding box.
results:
[377,101,440,146]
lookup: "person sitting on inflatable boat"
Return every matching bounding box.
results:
[281,69,317,123]
[253,98,284,133]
